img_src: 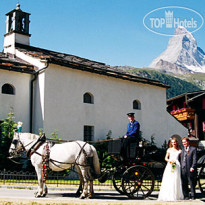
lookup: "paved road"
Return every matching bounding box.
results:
[0,187,204,204]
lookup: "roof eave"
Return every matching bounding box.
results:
[0,65,35,74]
[49,59,169,88]
[167,90,205,102]
[15,43,169,88]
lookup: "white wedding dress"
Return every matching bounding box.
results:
[158,148,184,201]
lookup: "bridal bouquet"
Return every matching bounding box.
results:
[171,161,176,173]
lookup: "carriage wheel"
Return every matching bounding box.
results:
[112,169,125,194]
[121,165,155,199]
[198,165,205,195]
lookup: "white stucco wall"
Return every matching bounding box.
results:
[32,72,45,133]
[4,33,30,50]
[0,70,31,132]
[165,112,188,142]
[0,63,187,147]
[32,64,188,147]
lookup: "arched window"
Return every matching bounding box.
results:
[1,83,15,95]
[83,92,94,104]
[133,100,141,110]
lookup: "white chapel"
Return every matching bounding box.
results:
[0,4,187,146]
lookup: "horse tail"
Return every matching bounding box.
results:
[91,145,101,177]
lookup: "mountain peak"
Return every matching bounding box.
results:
[150,26,205,74]
[174,26,189,35]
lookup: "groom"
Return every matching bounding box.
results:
[181,137,197,200]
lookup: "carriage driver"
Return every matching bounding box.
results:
[121,113,140,160]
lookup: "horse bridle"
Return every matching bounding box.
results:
[10,133,33,158]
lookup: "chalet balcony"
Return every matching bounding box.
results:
[170,108,195,121]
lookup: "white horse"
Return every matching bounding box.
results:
[9,132,101,199]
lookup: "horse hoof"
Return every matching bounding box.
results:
[79,195,85,199]
[34,192,44,198]
[86,196,91,199]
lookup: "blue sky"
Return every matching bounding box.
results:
[0,0,204,68]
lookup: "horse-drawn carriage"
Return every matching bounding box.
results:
[98,139,205,199]
[98,139,165,199]
[8,132,205,199]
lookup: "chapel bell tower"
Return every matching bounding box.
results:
[4,4,31,53]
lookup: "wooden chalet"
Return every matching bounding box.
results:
[167,90,205,145]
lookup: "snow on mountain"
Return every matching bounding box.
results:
[149,26,205,74]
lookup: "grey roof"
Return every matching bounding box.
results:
[15,43,169,88]
[0,52,35,74]
[167,90,205,102]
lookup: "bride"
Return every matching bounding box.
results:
[158,137,184,201]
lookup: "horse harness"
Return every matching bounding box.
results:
[41,142,50,182]
[24,136,91,182]
[27,134,46,158]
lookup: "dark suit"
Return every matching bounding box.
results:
[180,146,197,198]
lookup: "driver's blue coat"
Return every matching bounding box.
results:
[126,120,140,138]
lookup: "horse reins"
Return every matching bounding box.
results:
[26,140,92,169]
[10,134,115,174]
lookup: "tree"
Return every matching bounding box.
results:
[0,111,18,170]
[94,130,115,168]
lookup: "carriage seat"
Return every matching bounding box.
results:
[128,142,138,159]
[127,142,143,159]
[108,139,142,160]
[108,139,121,155]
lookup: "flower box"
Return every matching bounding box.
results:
[171,108,195,121]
